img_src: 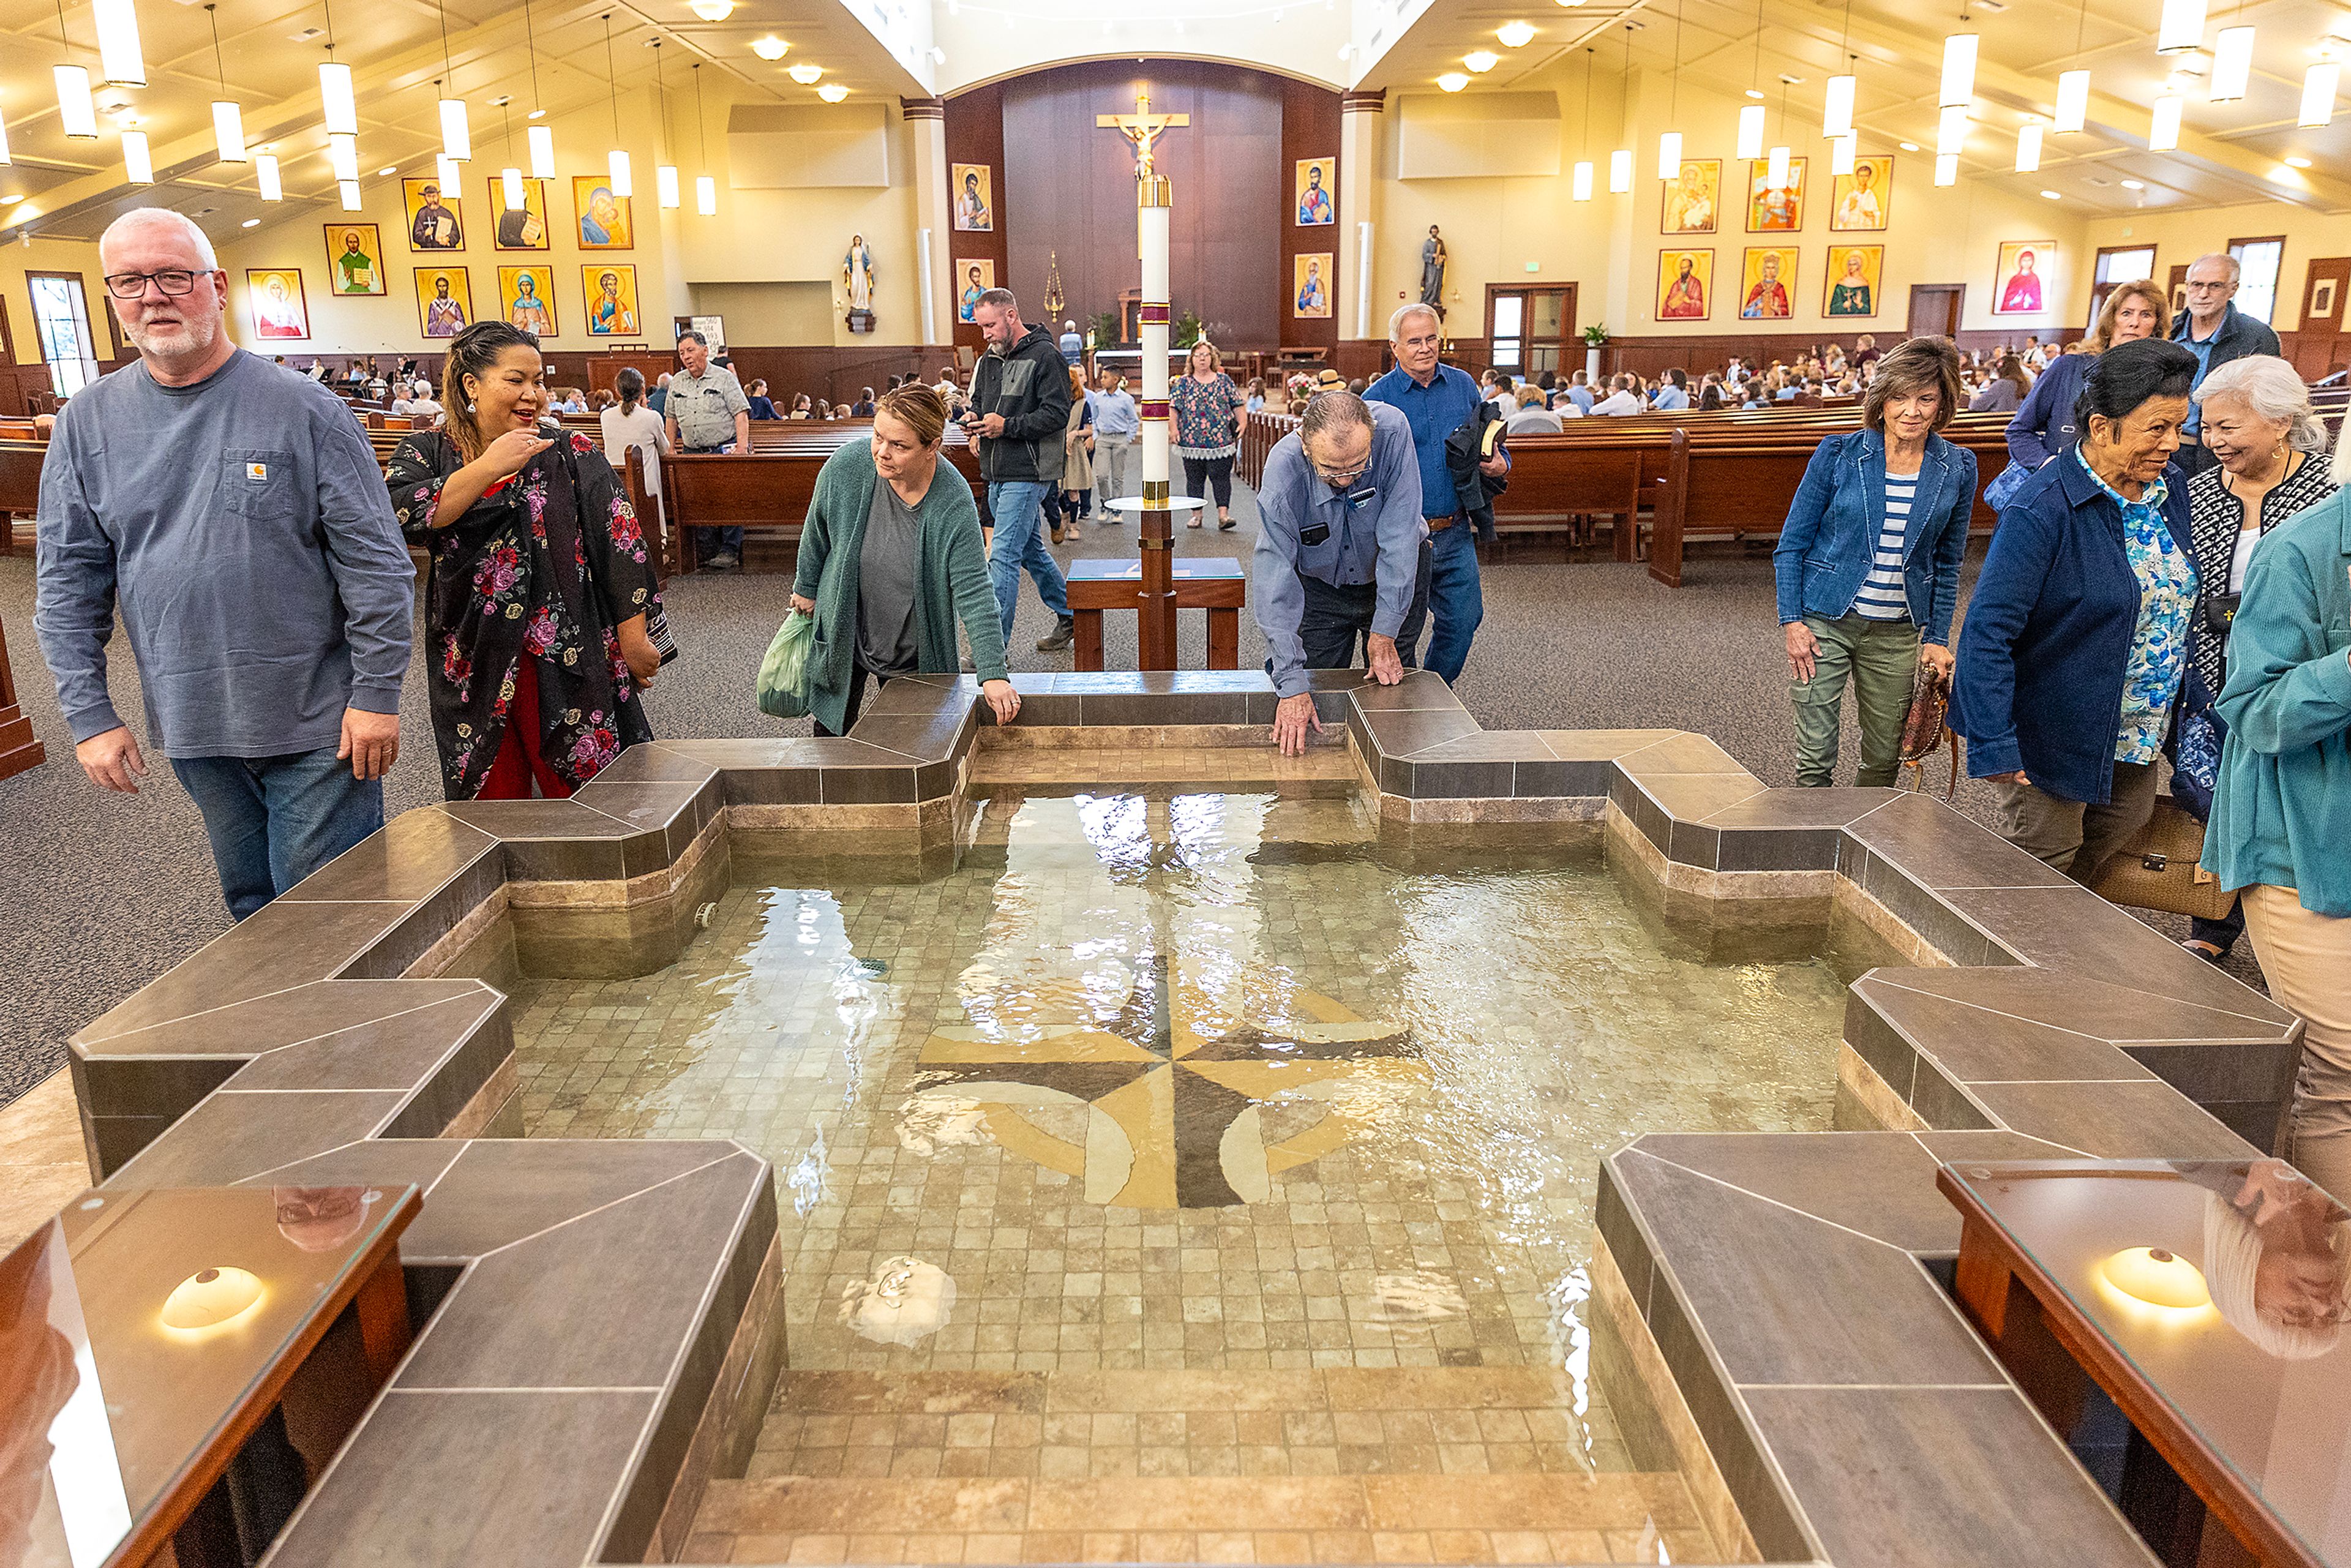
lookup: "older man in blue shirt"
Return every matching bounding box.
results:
[1363,303,1506,685]
[1252,392,1425,755]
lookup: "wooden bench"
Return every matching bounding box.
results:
[1064,557,1247,671]
[1,440,44,557]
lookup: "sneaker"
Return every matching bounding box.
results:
[1037,616,1076,652]
[705,550,740,571]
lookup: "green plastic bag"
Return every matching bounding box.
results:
[757,612,815,719]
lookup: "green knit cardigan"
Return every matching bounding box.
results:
[789,440,1010,736]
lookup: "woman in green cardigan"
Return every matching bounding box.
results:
[787,384,1021,735]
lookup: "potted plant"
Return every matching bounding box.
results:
[1581,322,1610,382]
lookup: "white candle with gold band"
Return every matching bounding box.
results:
[1139,198,1171,505]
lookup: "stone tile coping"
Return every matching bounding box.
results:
[49,670,2300,1568]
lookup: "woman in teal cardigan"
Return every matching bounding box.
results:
[787,384,1021,735]
[2201,478,2351,1199]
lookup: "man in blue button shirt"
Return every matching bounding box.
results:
[1251,392,1425,755]
[2170,252,2281,479]
[1364,303,1507,685]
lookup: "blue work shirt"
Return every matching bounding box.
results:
[1565,385,1595,413]
[2181,334,2218,435]
[1650,385,1690,411]
[1365,362,1484,521]
[1251,401,1426,699]
[1092,389,1139,438]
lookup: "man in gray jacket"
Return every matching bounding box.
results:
[963,288,1074,651]
[36,208,414,920]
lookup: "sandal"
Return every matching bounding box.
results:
[1187,517,1204,529]
[2180,939,2227,964]
[1218,515,1237,531]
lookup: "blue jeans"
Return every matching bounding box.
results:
[1395,521,1484,683]
[986,480,1069,638]
[171,746,385,921]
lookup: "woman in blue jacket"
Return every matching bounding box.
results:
[2002,280,2168,479]
[1774,336,1976,786]
[1952,337,2202,879]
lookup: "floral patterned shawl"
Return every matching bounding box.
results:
[387,429,659,798]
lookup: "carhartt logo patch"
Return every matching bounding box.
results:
[246,462,268,482]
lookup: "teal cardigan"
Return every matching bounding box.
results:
[2201,490,2351,916]
[789,440,1010,736]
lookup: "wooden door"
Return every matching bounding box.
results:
[2167,264,2191,322]
[1483,285,1578,382]
[2296,258,2351,378]
[1906,285,1964,339]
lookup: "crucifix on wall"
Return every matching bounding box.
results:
[1096,91,1188,182]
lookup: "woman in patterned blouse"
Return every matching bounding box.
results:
[1170,339,1247,531]
[386,320,662,800]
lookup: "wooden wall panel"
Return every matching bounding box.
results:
[1278,78,1343,363]
[942,81,1010,358]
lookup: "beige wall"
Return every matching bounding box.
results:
[2081,201,2351,332]
[1371,69,2097,344]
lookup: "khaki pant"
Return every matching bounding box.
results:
[1790,613,1921,788]
[1989,759,2158,883]
[1095,434,1133,509]
[2243,883,2351,1202]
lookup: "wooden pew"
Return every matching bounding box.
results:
[1,440,44,558]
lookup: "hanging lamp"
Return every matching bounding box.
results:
[602,13,632,198]
[204,7,246,162]
[692,63,718,214]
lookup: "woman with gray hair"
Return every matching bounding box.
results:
[2175,354,2337,963]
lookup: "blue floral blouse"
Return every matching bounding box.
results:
[2077,452,2197,766]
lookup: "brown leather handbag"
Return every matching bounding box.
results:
[2088,799,2240,921]
[1899,663,1959,799]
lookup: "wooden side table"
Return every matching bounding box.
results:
[1065,557,1247,672]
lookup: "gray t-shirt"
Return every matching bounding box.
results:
[33,349,415,757]
[855,479,922,676]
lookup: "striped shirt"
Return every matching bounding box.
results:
[1853,472,1916,621]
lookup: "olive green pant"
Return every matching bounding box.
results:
[1790,612,1921,788]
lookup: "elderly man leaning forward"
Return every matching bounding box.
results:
[35,208,415,921]
[1251,392,1428,756]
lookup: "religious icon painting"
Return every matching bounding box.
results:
[1660,159,1720,234]
[500,266,558,339]
[1744,159,1806,233]
[1830,157,1892,232]
[491,177,553,251]
[1823,245,1884,318]
[322,223,386,295]
[1993,241,2055,315]
[951,163,994,231]
[573,176,634,250]
[1294,253,1333,318]
[247,269,309,340]
[402,177,464,252]
[1738,247,1798,320]
[1295,158,1336,225]
[1655,250,1712,321]
[414,266,473,339]
[583,264,641,337]
[956,259,995,324]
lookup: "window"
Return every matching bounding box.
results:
[2087,246,2157,333]
[2226,236,2285,326]
[1482,285,1575,378]
[29,272,100,397]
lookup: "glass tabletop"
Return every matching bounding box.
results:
[0,1184,416,1568]
[1947,1158,2351,1566]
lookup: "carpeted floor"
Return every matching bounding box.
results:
[0,484,2256,1106]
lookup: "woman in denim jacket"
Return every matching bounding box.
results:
[1772,336,1977,786]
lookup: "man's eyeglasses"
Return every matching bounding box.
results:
[1311,460,1371,486]
[103,269,206,301]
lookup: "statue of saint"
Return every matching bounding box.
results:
[1419,227,1447,308]
[843,234,876,314]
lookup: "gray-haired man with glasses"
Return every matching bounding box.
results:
[1250,391,1425,756]
[34,208,413,921]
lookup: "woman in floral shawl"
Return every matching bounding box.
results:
[386,320,662,798]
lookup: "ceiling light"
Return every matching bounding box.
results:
[696,172,716,214]
[1831,132,1856,175]
[122,129,152,184]
[503,165,525,208]
[657,162,680,206]
[1766,144,1790,190]
[1934,151,1958,185]
[2054,70,2089,133]
[1608,147,1631,192]
[240,217,258,228]
[212,101,247,163]
[1656,129,1681,180]
[2103,1247,2210,1310]
[2302,62,2339,125]
[2158,0,2207,54]
[2210,26,2254,99]
[1744,88,1764,99]
[93,0,146,87]
[328,133,358,182]
[690,0,736,18]
[817,81,849,102]
[319,61,357,137]
[1498,21,1535,47]
[0,195,20,205]
[1899,140,1920,151]
[1572,159,1593,200]
[2149,93,2183,150]
[1937,103,1969,154]
[2287,153,2314,167]
[1823,73,1854,138]
[2014,121,2042,172]
[2121,178,2145,189]
[789,62,823,84]
[751,35,789,59]
[1556,0,1587,9]
[2270,163,2301,181]
[256,153,281,200]
[377,164,397,175]
[608,147,632,197]
[528,107,546,119]
[1736,102,1764,159]
[529,124,555,178]
[1940,32,1977,108]
[54,66,98,140]
[1437,71,1469,91]
[1464,50,1499,73]
[436,152,462,191]
[338,178,361,209]
[2039,187,2060,198]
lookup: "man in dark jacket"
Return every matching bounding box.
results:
[966,288,1076,650]
[2170,253,2282,477]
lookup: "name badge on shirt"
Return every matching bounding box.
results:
[246,462,268,482]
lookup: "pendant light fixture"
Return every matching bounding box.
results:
[2148,92,2183,150]
[1655,0,1682,181]
[1940,26,1977,110]
[2208,23,2254,101]
[522,0,555,178]
[339,178,361,210]
[602,13,632,199]
[1608,22,1632,193]
[2156,0,2205,54]
[435,1,470,160]
[1764,77,1790,191]
[201,7,247,163]
[1830,132,1856,175]
[2014,120,2042,171]
[52,0,97,140]
[1573,48,1595,201]
[435,152,461,192]
[2052,0,2090,133]
[1937,103,1969,155]
[497,99,525,211]
[257,151,282,200]
[122,128,152,183]
[1934,152,1957,185]
[328,132,357,181]
[1737,0,1765,159]
[653,39,680,209]
[92,0,144,88]
[1821,0,1854,137]
[692,62,717,215]
[2300,61,2339,127]
[1,107,15,167]
[318,0,356,139]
